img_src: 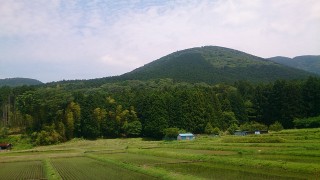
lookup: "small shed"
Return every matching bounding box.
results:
[177,133,195,140]
[234,130,247,136]
[0,143,12,150]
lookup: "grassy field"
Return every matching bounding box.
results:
[0,128,319,179]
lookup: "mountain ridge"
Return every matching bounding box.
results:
[268,55,320,75]
[0,77,43,87]
[117,46,315,84]
[45,46,317,87]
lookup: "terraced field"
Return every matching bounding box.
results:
[51,156,153,180]
[0,161,45,179]
[0,128,319,179]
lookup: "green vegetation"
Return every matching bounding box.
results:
[0,161,45,179]
[293,115,320,128]
[119,46,313,84]
[269,121,284,132]
[0,46,319,143]
[51,156,153,180]
[1,46,319,179]
[269,55,320,75]
[0,128,319,179]
[0,78,42,87]
[1,76,320,142]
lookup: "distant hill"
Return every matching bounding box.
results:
[268,55,320,75]
[0,78,43,87]
[47,46,316,87]
[115,46,314,84]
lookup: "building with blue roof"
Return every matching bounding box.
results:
[177,133,195,140]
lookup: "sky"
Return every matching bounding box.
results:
[1,0,320,83]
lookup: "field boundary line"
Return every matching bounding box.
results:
[146,160,206,166]
[44,159,63,180]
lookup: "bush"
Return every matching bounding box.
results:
[227,123,238,135]
[204,122,214,134]
[32,131,61,146]
[31,124,63,145]
[0,127,9,138]
[163,128,186,140]
[269,121,284,131]
[212,127,220,135]
[293,116,320,128]
[240,121,268,131]
[163,128,180,139]
[123,121,142,137]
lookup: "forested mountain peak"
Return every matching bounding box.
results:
[118,46,314,84]
[0,78,43,87]
[165,46,273,67]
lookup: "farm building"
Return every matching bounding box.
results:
[0,143,12,150]
[234,130,248,136]
[177,133,195,140]
[234,130,268,136]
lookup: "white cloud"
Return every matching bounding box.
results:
[0,0,319,82]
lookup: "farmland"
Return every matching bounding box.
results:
[0,128,320,179]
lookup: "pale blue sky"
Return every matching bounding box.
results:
[1,0,319,82]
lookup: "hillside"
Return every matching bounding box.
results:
[117,46,314,84]
[268,55,320,75]
[0,78,43,87]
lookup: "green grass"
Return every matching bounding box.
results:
[0,161,45,179]
[0,134,33,150]
[0,128,320,179]
[51,156,154,180]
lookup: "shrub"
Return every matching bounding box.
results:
[227,123,238,135]
[163,128,186,140]
[269,121,284,131]
[32,130,62,146]
[212,127,220,135]
[293,116,320,128]
[204,122,214,134]
[240,121,268,131]
[163,128,180,139]
[123,121,142,137]
[0,127,9,138]
[31,124,63,145]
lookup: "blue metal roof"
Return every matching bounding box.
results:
[178,133,194,137]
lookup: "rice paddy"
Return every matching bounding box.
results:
[0,128,319,179]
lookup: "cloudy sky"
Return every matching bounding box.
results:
[1,0,319,82]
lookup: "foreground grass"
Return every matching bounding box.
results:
[0,128,319,179]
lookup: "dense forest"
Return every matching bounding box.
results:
[0,78,43,87]
[269,55,320,75]
[48,46,315,88]
[1,77,320,145]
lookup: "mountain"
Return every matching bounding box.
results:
[268,55,320,75]
[115,46,315,84]
[0,78,43,87]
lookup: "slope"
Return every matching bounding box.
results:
[0,78,43,87]
[269,55,320,75]
[118,46,314,84]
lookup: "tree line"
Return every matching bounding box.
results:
[1,77,320,144]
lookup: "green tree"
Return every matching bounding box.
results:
[269,121,284,131]
[163,127,180,139]
[227,123,238,135]
[204,122,214,134]
[123,121,142,137]
[220,111,237,130]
